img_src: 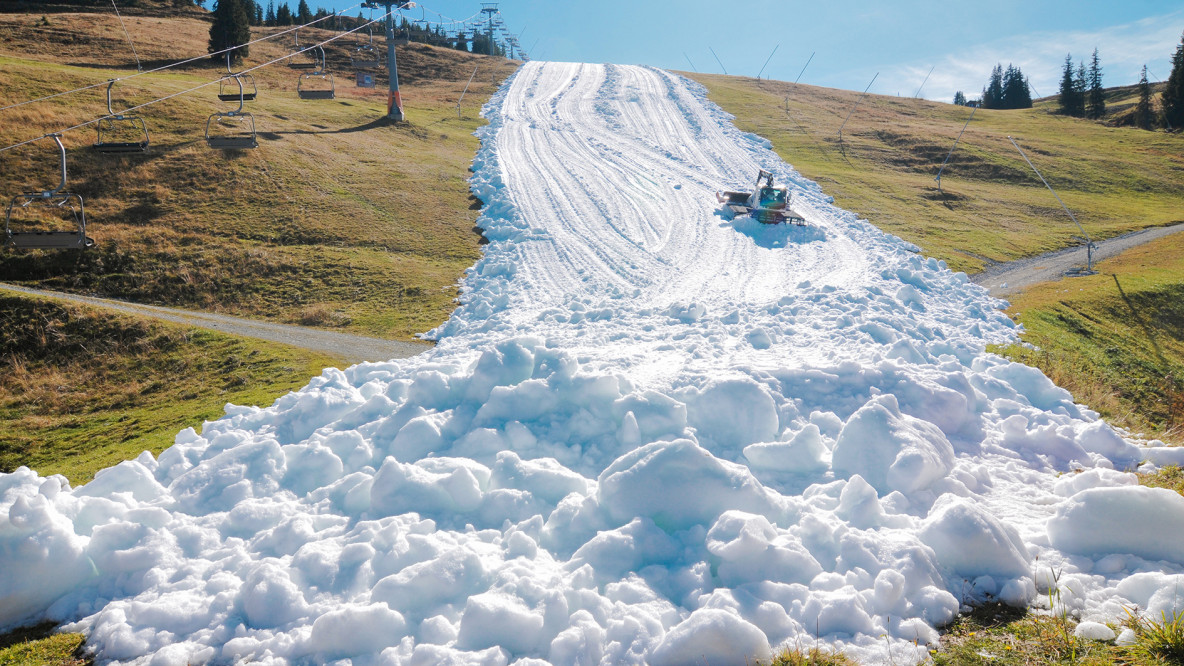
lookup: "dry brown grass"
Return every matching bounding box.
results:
[1,10,519,340]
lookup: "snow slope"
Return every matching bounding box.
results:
[4,61,1184,665]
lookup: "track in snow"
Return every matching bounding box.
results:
[2,62,1182,666]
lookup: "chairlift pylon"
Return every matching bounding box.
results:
[93,79,149,153]
[219,51,258,103]
[297,46,335,100]
[5,135,94,250]
[205,77,258,150]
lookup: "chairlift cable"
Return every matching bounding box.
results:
[109,0,143,73]
[0,12,388,155]
[0,5,365,115]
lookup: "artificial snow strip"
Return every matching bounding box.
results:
[3,62,1183,666]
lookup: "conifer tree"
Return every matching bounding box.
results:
[1001,64,1032,109]
[1135,65,1154,130]
[1164,31,1184,130]
[265,0,275,26]
[953,91,966,106]
[1058,54,1080,116]
[296,0,311,24]
[208,0,251,62]
[982,64,1004,109]
[275,2,292,25]
[1086,49,1105,119]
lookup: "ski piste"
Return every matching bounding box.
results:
[3,61,1182,666]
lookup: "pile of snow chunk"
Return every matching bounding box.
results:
[1,61,1180,666]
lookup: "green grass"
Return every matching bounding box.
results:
[688,74,1184,275]
[0,290,345,484]
[0,623,89,666]
[993,233,1184,443]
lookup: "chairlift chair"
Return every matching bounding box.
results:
[93,80,149,153]
[218,51,258,102]
[351,27,381,69]
[297,47,335,100]
[5,135,94,250]
[289,30,319,70]
[205,78,258,150]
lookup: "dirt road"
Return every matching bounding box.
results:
[971,222,1184,297]
[0,283,431,365]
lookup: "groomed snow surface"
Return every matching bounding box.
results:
[4,62,1184,665]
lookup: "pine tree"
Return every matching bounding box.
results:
[208,0,251,63]
[265,0,275,26]
[1086,49,1105,119]
[1135,65,1154,130]
[1164,31,1184,130]
[953,91,966,106]
[982,64,1004,109]
[296,0,311,24]
[275,2,291,25]
[1058,54,1079,116]
[1001,64,1032,109]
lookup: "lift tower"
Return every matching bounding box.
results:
[481,3,498,56]
[363,0,412,122]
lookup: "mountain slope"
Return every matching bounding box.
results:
[2,62,1180,666]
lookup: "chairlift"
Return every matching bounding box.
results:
[93,80,149,153]
[297,47,335,100]
[289,30,318,70]
[218,51,257,103]
[5,135,94,250]
[351,27,381,69]
[205,77,258,149]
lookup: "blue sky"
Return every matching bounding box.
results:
[324,0,1183,102]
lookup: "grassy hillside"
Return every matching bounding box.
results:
[0,289,345,484]
[0,10,518,341]
[998,233,1184,442]
[688,74,1184,275]
[0,9,518,486]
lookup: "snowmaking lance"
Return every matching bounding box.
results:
[716,170,806,225]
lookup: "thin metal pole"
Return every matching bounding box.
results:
[838,72,877,141]
[756,44,779,80]
[708,46,727,75]
[1008,135,1094,273]
[457,65,478,118]
[110,0,142,72]
[682,52,697,73]
[794,51,814,84]
[935,104,976,192]
[913,65,934,98]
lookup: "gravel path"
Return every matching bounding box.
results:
[971,222,1184,297]
[0,283,431,365]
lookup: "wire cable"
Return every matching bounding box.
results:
[109,0,142,73]
[0,5,363,115]
[0,10,388,155]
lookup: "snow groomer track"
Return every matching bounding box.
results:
[4,61,1184,666]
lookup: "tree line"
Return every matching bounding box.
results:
[208,0,506,62]
[950,31,1184,132]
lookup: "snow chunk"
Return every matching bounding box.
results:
[597,439,784,531]
[687,379,779,449]
[649,608,771,666]
[1074,621,1116,641]
[1047,486,1184,563]
[743,424,828,474]
[919,496,1032,579]
[831,394,954,495]
[308,604,406,658]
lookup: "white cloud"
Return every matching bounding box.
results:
[883,12,1183,103]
